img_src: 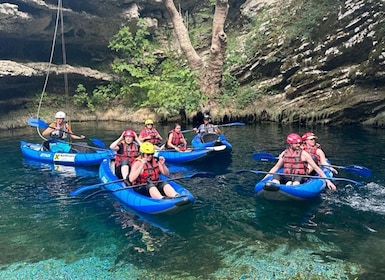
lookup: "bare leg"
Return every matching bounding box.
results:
[121,165,129,179]
[149,186,164,199]
[163,184,179,198]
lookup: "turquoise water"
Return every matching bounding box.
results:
[1,122,385,279]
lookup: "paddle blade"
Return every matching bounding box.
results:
[343,165,372,177]
[222,122,245,127]
[69,184,101,197]
[252,152,278,162]
[90,138,106,148]
[235,169,264,176]
[27,118,49,129]
[187,172,215,178]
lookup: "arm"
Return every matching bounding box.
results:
[262,153,284,179]
[129,159,146,183]
[158,156,170,176]
[67,125,85,140]
[154,129,163,140]
[317,149,338,174]
[42,122,55,136]
[303,151,337,191]
[167,133,177,150]
[215,126,221,134]
[109,132,124,151]
[139,130,151,142]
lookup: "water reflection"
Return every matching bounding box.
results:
[1,122,385,278]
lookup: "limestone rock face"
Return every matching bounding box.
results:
[0,0,384,126]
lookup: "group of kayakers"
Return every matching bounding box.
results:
[42,111,338,198]
[265,132,337,191]
[42,111,223,199]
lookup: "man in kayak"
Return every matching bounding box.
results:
[129,142,180,199]
[193,114,221,142]
[109,129,140,183]
[265,133,337,191]
[301,131,338,175]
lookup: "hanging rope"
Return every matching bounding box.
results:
[36,0,69,141]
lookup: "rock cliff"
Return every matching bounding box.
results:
[0,0,384,127]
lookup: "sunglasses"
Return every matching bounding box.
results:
[144,153,154,156]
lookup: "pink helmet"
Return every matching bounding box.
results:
[123,130,135,138]
[286,133,302,144]
[301,132,318,141]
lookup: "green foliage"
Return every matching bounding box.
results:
[73,84,118,111]
[138,59,205,116]
[105,19,205,115]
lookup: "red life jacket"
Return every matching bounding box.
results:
[115,142,139,166]
[133,157,160,185]
[167,129,186,151]
[142,128,162,145]
[303,144,321,162]
[283,148,307,175]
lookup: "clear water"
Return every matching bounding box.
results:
[1,122,385,279]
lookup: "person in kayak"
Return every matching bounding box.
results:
[265,133,337,190]
[301,131,338,175]
[42,111,85,140]
[138,119,164,149]
[166,123,189,151]
[193,114,221,135]
[129,142,180,199]
[193,114,221,143]
[41,111,86,152]
[109,129,140,183]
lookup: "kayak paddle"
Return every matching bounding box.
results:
[252,152,372,177]
[28,118,106,148]
[181,122,245,133]
[235,169,365,185]
[158,145,227,153]
[69,172,215,198]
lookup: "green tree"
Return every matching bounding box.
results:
[108,19,205,116]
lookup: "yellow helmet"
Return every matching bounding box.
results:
[140,142,155,154]
[144,119,154,125]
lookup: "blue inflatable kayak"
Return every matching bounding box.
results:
[20,140,114,166]
[191,133,232,152]
[98,159,195,214]
[254,167,334,200]
[155,148,211,163]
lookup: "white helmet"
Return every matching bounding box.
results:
[55,111,66,119]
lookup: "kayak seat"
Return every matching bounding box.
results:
[263,182,280,192]
[201,133,219,143]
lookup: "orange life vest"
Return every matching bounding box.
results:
[141,128,162,145]
[115,142,139,166]
[167,129,186,151]
[133,157,160,185]
[283,148,307,175]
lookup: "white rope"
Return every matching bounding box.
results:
[36,0,64,141]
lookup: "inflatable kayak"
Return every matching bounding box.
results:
[254,167,334,200]
[155,148,211,163]
[98,159,195,214]
[191,133,232,152]
[20,140,114,166]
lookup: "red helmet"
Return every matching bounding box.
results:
[301,132,318,141]
[123,130,135,138]
[286,133,302,144]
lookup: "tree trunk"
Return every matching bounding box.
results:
[162,0,229,110]
[163,0,203,71]
[202,0,229,97]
